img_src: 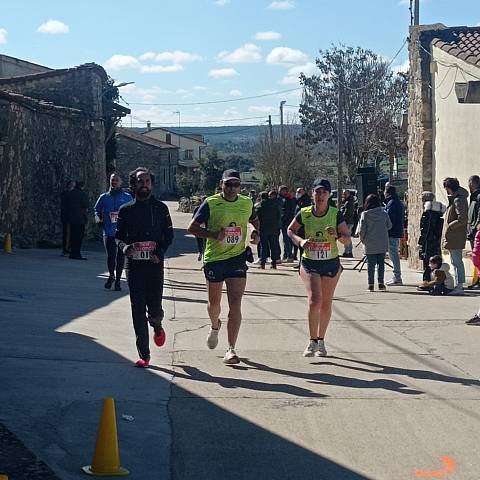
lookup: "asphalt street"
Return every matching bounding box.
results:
[1,201,480,480]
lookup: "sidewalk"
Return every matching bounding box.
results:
[1,202,480,479]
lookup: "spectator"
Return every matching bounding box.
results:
[340,189,355,258]
[249,190,257,203]
[418,255,455,296]
[417,191,445,284]
[467,175,480,289]
[442,177,469,294]
[466,229,480,324]
[68,180,89,260]
[60,180,75,256]
[358,194,392,292]
[384,185,405,285]
[278,185,296,262]
[256,191,281,269]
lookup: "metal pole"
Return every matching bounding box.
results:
[268,115,273,143]
[414,0,420,25]
[337,82,344,205]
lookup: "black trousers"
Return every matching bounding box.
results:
[69,224,85,257]
[62,223,71,254]
[127,261,164,359]
[260,233,280,264]
[104,236,125,279]
[422,256,432,282]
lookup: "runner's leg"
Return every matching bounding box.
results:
[128,265,150,359]
[146,264,165,332]
[225,277,247,348]
[207,280,223,329]
[318,269,341,338]
[104,236,116,278]
[299,266,322,339]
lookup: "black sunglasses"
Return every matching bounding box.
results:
[225,182,241,188]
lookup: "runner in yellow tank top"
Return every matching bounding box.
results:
[288,178,351,358]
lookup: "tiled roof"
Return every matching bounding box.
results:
[145,127,206,145]
[116,127,179,149]
[432,28,480,68]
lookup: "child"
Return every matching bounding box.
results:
[419,255,455,295]
[466,230,480,325]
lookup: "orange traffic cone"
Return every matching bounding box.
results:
[82,397,129,476]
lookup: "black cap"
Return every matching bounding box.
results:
[222,169,241,181]
[312,178,331,192]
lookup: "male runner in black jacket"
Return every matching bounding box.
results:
[116,167,173,367]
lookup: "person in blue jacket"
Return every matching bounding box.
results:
[384,185,405,285]
[94,173,133,290]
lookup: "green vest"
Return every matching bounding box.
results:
[203,193,253,263]
[300,205,339,260]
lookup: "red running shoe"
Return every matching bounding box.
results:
[153,327,166,347]
[135,357,150,368]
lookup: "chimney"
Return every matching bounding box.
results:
[147,120,151,131]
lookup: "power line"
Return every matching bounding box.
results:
[124,87,301,106]
[123,114,279,127]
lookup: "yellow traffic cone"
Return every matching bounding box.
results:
[4,233,12,253]
[82,397,129,476]
[0,475,9,479]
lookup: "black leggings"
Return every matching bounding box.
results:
[127,261,164,359]
[104,236,125,279]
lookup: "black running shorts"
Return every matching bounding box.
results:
[203,252,248,283]
[300,256,342,277]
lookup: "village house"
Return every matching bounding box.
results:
[115,127,179,197]
[408,24,480,272]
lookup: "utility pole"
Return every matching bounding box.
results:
[337,80,344,206]
[411,0,420,26]
[268,115,273,143]
[280,100,286,184]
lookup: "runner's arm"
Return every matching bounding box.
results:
[115,208,131,254]
[187,202,224,240]
[287,217,308,248]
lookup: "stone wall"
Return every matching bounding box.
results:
[0,94,105,248]
[115,135,179,199]
[407,25,446,268]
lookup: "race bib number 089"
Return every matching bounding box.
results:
[222,226,242,245]
[131,241,156,260]
[307,241,332,260]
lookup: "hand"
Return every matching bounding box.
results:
[214,229,226,241]
[124,245,134,257]
[250,230,259,245]
[300,238,310,249]
[150,254,161,264]
[326,226,337,238]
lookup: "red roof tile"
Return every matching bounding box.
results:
[432,28,480,68]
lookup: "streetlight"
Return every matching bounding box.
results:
[100,81,135,98]
[173,110,181,128]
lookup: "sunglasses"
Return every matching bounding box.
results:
[225,182,241,188]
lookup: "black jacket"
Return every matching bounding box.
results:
[385,194,405,238]
[66,187,89,225]
[256,198,281,235]
[468,188,480,241]
[341,196,355,224]
[281,195,296,226]
[115,196,173,259]
[296,193,311,212]
[418,201,445,259]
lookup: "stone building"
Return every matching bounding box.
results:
[115,127,179,198]
[0,62,129,247]
[408,25,480,270]
[0,53,50,78]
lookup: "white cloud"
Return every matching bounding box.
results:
[217,43,261,63]
[229,89,242,96]
[248,105,277,113]
[140,64,184,73]
[37,19,69,34]
[0,28,7,44]
[193,85,208,91]
[104,54,140,71]
[154,50,202,64]
[139,52,156,61]
[266,47,308,66]
[215,0,230,5]
[280,62,316,84]
[208,68,239,79]
[268,1,295,10]
[255,31,281,41]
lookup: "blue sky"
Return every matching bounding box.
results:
[2,0,480,127]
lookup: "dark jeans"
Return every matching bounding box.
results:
[127,261,164,360]
[430,284,453,296]
[104,236,125,279]
[422,256,432,282]
[196,237,205,255]
[281,225,293,259]
[366,253,385,286]
[69,224,85,258]
[260,233,280,265]
[62,223,71,254]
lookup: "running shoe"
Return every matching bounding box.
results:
[368,285,374,292]
[465,314,480,325]
[378,284,387,292]
[303,340,319,357]
[206,320,221,349]
[153,327,166,347]
[135,357,150,368]
[386,278,403,286]
[104,276,114,289]
[114,280,122,291]
[223,347,240,364]
[315,339,327,357]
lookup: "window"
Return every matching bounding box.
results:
[184,149,193,160]
[166,133,172,144]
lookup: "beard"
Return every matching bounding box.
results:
[137,188,151,199]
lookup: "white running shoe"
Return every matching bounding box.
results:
[303,340,319,357]
[315,339,327,357]
[252,258,262,265]
[386,278,403,286]
[223,347,240,364]
[206,320,221,350]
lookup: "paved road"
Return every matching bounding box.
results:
[1,201,480,479]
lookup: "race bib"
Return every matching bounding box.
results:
[131,241,156,260]
[222,226,242,245]
[110,211,119,224]
[307,241,332,260]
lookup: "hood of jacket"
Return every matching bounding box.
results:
[363,206,386,219]
[448,187,469,203]
[424,200,446,214]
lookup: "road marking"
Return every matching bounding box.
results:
[415,456,456,478]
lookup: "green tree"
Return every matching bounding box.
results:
[224,154,254,172]
[198,149,225,194]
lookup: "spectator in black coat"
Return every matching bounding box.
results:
[384,185,405,285]
[256,192,282,269]
[418,192,445,283]
[340,189,355,257]
[278,185,296,262]
[68,181,89,260]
